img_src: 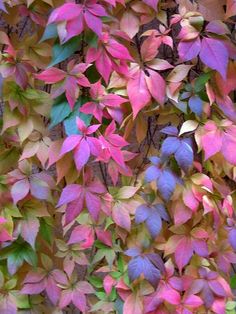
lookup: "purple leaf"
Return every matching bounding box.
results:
[229,228,236,250]
[178,38,201,61]
[157,169,177,201]
[192,239,208,257]
[208,280,226,297]
[57,184,82,206]
[145,253,165,274]
[128,255,161,288]
[199,37,228,79]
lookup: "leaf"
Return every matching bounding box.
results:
[50,95,71,128]
[123,293,143,314]
[175,141,193,172]
[189,95,203,116]
[63,98,92,135]
[128,254,162,287]
[120,10,139,38]
[116,186,139,199]
[167,65,192,82]
[39,24,58,42]
[194,72,211,92]
[145,69,166,105]
[112,203,131,231]
[157,169,177,201]
[21,217,40,249]
[48,36,81,67]
[11,179,30,204]
[161,137,181,158]
[175,237,193,273]
[178,38,201,61]
[127,69,151,118]
[179,120,199,135]
[199,37,228,79]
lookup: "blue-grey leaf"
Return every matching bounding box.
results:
[153,204,169,221]
[135,205,150,224]
[145,165,161,183]
[189,95,203,116]
[175,141,193,172]
[161,137,181,158]
[160,126,178,136]
[157,169,177,201]
[146,211,162,238]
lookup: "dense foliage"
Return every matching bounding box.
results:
[0,0,236,313]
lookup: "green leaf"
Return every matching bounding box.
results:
[63,97,91,135]
[194,72,211,93]
[89,276,103,288]
[4,278,17,290]
[230,274,236,289]
[11,291,30,309]
[50,95,71,128]
[84,31,98,48]
[48,36,81,67]
[39,23,58,42]
[96,291,107,301]
[39,218,53,245]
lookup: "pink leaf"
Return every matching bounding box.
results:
[46,276,60,305]
[127,69,151,118]
[184,295,203,307]
[73,138,90,171]
[59,290,72,309]
[35,68,65,83]
[85,191,101,221]
[21,217,40,249]
[222,132,236,165]
[145,69,166,105]
[95,228,112,247]
[175,237,193,273]
[201,122,222,160]
[103,275,116,294]
[60,135,81,156]
[112,203,131,231]
[106,39,133,60]
[72,291,87,312]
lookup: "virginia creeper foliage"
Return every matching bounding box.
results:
[0,0,236,313]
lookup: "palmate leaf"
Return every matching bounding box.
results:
[0,241,37,275]
[127,251,164,288]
